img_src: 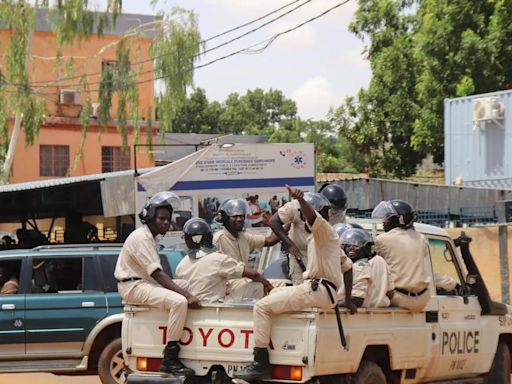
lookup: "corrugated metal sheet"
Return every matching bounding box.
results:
[445,89,512,189]
[331,178,512,210]
[0,169,138,193]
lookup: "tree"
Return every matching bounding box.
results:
[0,1,201,183]
[173,87,366,173]
[338,0,512,175]
[331,0,422,177]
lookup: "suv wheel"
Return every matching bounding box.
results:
[98,338,125,384]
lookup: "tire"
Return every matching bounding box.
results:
[98,337,126,384]
[485,342,511,384]
[352,360,386,384]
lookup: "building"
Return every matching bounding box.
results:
[0,10,157,183]
[444,90,511,189]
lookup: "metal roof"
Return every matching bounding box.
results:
[0,169,139,193]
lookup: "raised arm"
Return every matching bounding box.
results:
[286,185,316,227]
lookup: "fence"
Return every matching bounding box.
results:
[348,206,499,227]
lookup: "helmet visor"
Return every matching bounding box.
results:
[371,200,398,220]
[340,228,372,247]
[147,191,182,210]
[303,192,331,212]
[220,199,249,216]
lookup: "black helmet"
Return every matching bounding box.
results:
[139,191,181,224]
[320,184,347,211]
[340,228,373,247]
[183,218,213,250]
[332,222,364,239]
[217,198,249,224]
[371,199,415,231]
[340,228,373,260]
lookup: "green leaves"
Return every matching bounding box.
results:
[338,0,512,176]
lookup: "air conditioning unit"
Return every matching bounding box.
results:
[473,97,505,122]
[59,89,82,105]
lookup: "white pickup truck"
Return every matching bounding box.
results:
[122,223,512,384]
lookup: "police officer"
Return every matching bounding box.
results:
[320,184,348,225]
[176,218,273,303]
[114,192,200,376]
[234,187,356,381]
[213,198,280,266]
[268,197,310,285]
[371,199,431,312]
[339,228,394,308]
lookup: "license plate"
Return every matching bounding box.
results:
[226,364,247,376]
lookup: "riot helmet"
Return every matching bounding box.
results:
[340,228,373,260]
[183,218,213,254]
[320,184,348,211]
[139,191,181,224]
[217,198,249,231]
[333,222,364,239]
[292,192,331,220]
[371,199,415,232]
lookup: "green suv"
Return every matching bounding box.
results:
[0,244,184,384]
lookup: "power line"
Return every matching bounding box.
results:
[2,0,351,99]
[6,0,309,88]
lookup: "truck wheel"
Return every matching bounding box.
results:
[98,338,125,384]
[352,361,386,384]
[485,342,511,384]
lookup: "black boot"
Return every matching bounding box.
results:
[159,341,195,377]
[234,347,272,380]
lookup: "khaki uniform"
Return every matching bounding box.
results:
[176,250,264,303]
[253,214,350,347]
[374,228,431,312]
[213,228,265,266]
[213,227,287,290]
[278,202,309,285]
[367,255,394,307]
[434,273,457,291]
[115,225,189,341]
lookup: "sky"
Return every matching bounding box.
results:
[106,0,371,120]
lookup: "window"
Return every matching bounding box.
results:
[0,260,22,295]
[40,145,69,177]
[428,238,464,295]
[102,146,130,173]
[31,258,82,293]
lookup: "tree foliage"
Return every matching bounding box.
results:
[0,0,201,182]
[335,0,512,177]
[173,87,365,173]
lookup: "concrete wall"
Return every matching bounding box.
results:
[447,226,512,303]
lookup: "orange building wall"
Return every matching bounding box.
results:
[0,29,155,117]
[9,118,156,183]
[0,21,158,183]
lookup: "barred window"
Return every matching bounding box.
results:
[40,145,69,177]
[102,146,130,173]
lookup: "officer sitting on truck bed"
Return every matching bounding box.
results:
[234,186,357,381]
[371,199,431,312]
[114,191,200,377]
[337,228,394,308]
[176,218,273,303]
[213,198,287,290]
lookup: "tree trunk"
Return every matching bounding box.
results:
[1,112,23,183]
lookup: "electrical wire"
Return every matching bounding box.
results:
[6,0,309,87]
[1,0,352,99]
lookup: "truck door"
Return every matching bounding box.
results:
[426,238,483,379]
[0,257,25,356]
[25,255,107,356]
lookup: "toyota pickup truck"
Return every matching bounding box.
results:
[122,223,512,384]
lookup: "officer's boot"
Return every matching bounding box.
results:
[234,347,272,380]
[159,341,195,377]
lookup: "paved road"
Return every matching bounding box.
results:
[0,373,101,383]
